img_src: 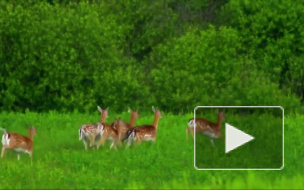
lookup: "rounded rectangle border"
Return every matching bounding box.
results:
[193,106,284,170]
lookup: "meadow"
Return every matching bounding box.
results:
[0,110,303,189]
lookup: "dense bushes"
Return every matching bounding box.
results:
[0,0,302,113]
[0,1,148,112]
[220,0,304,101]
[148,26,301,112]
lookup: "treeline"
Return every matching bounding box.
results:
[0,0,303,113]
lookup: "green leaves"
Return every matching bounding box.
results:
[0,1,302,113]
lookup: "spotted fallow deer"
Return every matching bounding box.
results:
[78,106,108,150]
[1,127,37,160]
[79,122,104,150]
[93,106,119,150]
[186,111,225,147]
[126,106,162,147]
[111,108,138,144]
[96,121,119,150]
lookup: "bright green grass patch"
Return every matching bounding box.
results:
[0,111,303,189]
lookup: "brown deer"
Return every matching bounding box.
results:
[96,106,118,149]
[78,106,108,150]
[126,106,162,147]
[1,127,37,160]
[186,111,225,147]
[111,108,139,144]
[98,106,109,123]
[96,122,119,150]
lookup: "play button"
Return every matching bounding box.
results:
[225,123,255,153]
[195,106,283,170]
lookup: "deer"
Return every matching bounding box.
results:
[96,121,119,150]
[98,106,109,123]
[79,122,104,150]
[186,111,225,147]
[78,106,108,150]
[111,108,139,145]
[126,106,162,148]
[0,127,37,160]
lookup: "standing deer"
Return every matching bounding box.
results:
[79,123,104,150]
[1,127,37,160]
[98,106,109,123]
[78,106,108,150]
[111,108,139,144]
[126,106,162,147]
[186,111,225,146]
[96,121,119,150]
[87,106,118,150]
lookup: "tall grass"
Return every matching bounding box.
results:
[0,111,302,189]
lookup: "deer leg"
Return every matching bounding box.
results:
[89,133,96,147]
[1,146,6,158]
[126,131,135,149]
[116,138,123,147]
[83,139,88,150]
[126,137,132,149]
[210,138,215,147]
[110,141,117,150]
[135,136,142,147]
[116,133,122,147]
[186,127,189,140]
[28,151,33,162]
[190,128,194,139]
[97,134,107,149]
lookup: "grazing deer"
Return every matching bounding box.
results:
[78,106,109,150]
[186,111,225,147]
[126,106,162,147]
[1,127,36,160]
[111,108,139,144]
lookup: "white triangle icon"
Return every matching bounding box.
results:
[225,123,255,153]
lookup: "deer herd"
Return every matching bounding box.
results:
[0,106,225,160]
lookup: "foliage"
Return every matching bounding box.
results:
[148,26,300,112]
[0,1,148,112]
[220,0,304,102]
[0,0,303,113]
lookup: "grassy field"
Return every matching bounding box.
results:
[0,110,303,189]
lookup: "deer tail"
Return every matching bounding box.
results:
[125,128,136,142]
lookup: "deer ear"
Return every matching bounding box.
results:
[97,106,102,113]
[152,106,155,112]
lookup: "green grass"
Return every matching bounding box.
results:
[0,111,303,189]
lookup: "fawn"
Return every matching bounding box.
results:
[186,111,225,146]
[126,106,162,147]
[78,106,108,150]
[1,127,36,160]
